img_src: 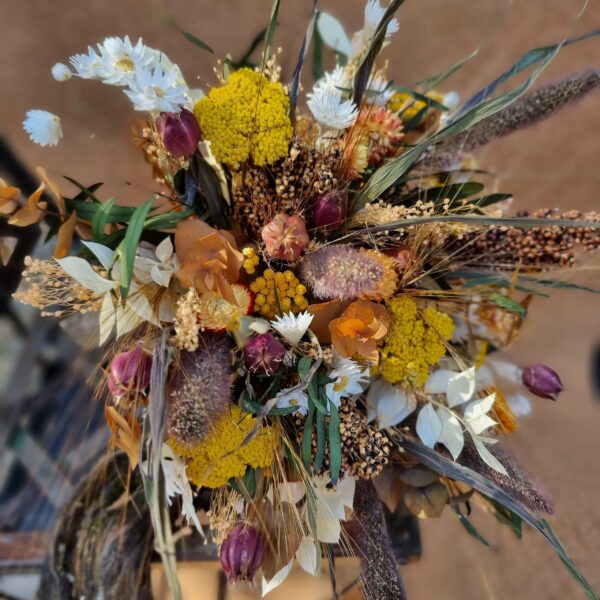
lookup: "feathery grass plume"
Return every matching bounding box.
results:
[429,69,600,169]
[167,332,233,446]
[301,244,398,301]
[459,440,554,514]
[345,479,408,600]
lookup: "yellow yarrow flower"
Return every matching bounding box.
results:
[380,296,454,388]
[169,405,275,488]
[194,68,293,167]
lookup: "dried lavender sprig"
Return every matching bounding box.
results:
[429,69,600,169]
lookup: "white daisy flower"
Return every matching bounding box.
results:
[23,110,63,147]
[69,45,104,79]
[271,311,313,346]
[124,66,189,112]
[307,85,358,130]
[364,0,400,38]
[96,36,152,86]
[275,387,309,415]
[51,63,72,82]
[367,74,395,106]
[325,355,369,407]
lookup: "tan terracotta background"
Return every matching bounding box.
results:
[1,1,600,598]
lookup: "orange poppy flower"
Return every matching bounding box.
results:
[329,300,390,364]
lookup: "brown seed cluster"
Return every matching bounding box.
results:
[295,400,391,480]
[232,139,341,237]
[446,209,600,270]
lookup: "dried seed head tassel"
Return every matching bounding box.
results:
[345,479,408,600]
[429,69,600,169]
[167,332,233,446]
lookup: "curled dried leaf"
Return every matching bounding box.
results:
[105,405,141,469]
[404,481,449,519]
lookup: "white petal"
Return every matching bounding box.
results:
[296,535,319,575]
[337,476,355,510]
[98,293,115,345]
[425,369,455,394]
[447,367,476,407]
[155,236,173,263]
[82,241,115,271]
[507,393,532,416]
[436,409,464,460]
[315,514,341,543]
[261,562,293,596]
[416,403,442,448]
[56,256,115,294]
[23,109,63,147]
[150,264,172,287]
[489,358,523,383]
[277,481,306,505]
[367,378,416,428]
[473,438,508,475]
[464,393,497,434]
[316,12,353,56]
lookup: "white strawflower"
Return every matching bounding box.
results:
[96,36,152,86]
[23,110,62,147]
[69,46,103,79]
[51,63,72,82]
[124,66,189,112]
[307,85,358,130]
[271,311,314,346]
[367,74,395,106]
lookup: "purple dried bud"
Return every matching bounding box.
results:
[522,364,564,400]
[312,190,348,232]
[243,333,285,375]
[156,108,201,157]
[108,346,152,397]
[220,524,266,583]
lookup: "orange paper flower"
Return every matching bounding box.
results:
[175,219,244,304]
[329,300,389,363]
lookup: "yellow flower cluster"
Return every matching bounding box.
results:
[380,296,454,388]
[249,268,308,318]
[388,91,445,120]
[242,247,260,275]
[170,405,275,488]
[194,68,293,167]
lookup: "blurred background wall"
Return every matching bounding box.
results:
[1,1,599,598]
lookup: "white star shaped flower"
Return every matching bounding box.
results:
[271,311,313,346]
[325,354,369,407]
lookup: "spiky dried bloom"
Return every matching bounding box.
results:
[459,440,553,514]
[232,139,341,237]
[13,257,102,317]
[352,105,404,165]
[445,209,600,271]
[261,213,309,262]
[167,333,233,446]
[301,245,398,301]
[429,70,600,169]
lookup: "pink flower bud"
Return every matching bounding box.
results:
[108,347,152,397]
[312,190,348,232]
[220,524,266,583]
[522,364,564,400]
[261,213,309,262]
[156,108,201,157]
[243,333,285,375]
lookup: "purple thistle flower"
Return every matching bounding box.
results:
[522,364,564,401]
[301,244,397,302]
[156,108,201,157]
[243,333,285,375]
[220,524,266,583]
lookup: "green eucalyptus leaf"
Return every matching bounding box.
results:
[302,407,316,468]
[180,29,214,54]
[314,409,326,471]
[118,197,155,302]
[489,293,527,316]
[453,506,490,547]
[92,196,117,242]
[328,401,341,483]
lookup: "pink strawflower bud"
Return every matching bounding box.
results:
[312,190,348,232]
[522,364,564,400]
[261,213,309,262]
[220,524,266,583]
[156,108,201,157]
[108,346,152,397]
[243,333,285,375]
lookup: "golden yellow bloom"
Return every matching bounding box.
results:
[242,246,260,274]
[170,405,275,488]
[194,68,293,167]
[380,296,454,388]
[248,267,308,318]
